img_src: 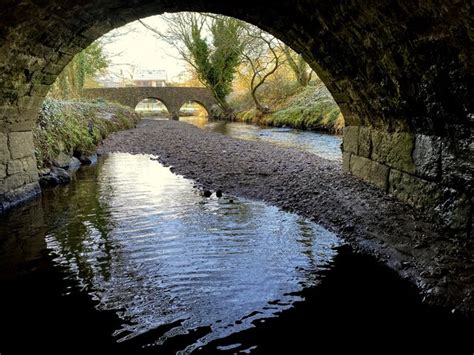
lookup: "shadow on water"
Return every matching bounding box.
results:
[0,153,472,354]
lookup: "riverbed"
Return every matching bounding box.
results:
[0,152,472,354]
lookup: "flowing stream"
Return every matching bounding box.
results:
[0,152,472,354]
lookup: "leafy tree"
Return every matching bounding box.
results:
[140,13,245,115]
[49,41,109,99]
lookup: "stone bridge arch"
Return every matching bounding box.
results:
[0,1,471,233]
[178,100,211,118]
[82,87,217,119]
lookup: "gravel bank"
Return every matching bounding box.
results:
[99,119,473,317]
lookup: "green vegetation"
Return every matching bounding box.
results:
[34,99,140,168]
[138,13,344,131]
[140,14,245,114]
[48,42,108,99]
[231,80,344,134]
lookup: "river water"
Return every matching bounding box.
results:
[0,152,472,354]
[179,116,342,162]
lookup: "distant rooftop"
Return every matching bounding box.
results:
[133,69,168,82]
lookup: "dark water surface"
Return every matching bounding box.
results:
[179,116,342,162]
[0,153,472,354]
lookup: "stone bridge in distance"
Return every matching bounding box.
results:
[82,87,217,119]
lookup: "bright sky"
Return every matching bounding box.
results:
[101,15,187,82]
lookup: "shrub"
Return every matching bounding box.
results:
[34,99,140,168]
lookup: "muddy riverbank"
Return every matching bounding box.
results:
[99,119,473,317]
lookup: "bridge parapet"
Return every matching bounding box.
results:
[82,87,217,119]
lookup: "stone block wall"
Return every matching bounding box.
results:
[343,126,472,233]
[0,130,40,213]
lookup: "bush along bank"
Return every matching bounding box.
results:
[233,83,345,134]
[34,99,140,187]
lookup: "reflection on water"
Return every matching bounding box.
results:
[180,116,342,162]
[179,115,209,129]
[0,153,340,353]
[0,154,472,354]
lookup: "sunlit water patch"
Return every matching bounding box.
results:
[180,117,342,162]
[44,153,340,352]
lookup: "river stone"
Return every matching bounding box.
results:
[68,157,82,170]
[343,126,359,154]
[51,167,71,185]
[39,174,60,187]
[371,130,415,174]
[350,155,389,191]
[53,151,72,168]
[77,153,97,165]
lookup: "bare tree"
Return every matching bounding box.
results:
[139,13,245,114]
[279,44,313,87]
[240,26,284,113]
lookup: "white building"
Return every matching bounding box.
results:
[133,69,168,87]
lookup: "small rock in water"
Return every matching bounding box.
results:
[216,190,223,198]
[51,167,71,185]
[68,157,82,170]
[40,167,71,187]
[203,190,212,198]
[77,154,97,165]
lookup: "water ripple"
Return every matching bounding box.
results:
[44,153,340,353]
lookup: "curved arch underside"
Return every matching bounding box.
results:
[0,1,471,133]
[0,1,472,233]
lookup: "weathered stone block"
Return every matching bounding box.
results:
[388,169,440,209]
[5,172,29,190]
[7,156,37,176]
[7,159,23,175]
[413,134,441,180]
[371,130,415,174]
[0,182,41,213]
[390,169,471,230]
[343,126,359,154]
[0,164,6,179]
[436,189,472,231]
[350,155,389,190]
[441,137,473,193]
[342,152,351,172]
[0,132,8,163]
[358,127,372,158]
[8,131,34,159]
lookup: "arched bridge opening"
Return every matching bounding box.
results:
[135,98,171,119]
[179,100,210,128]
[82,87,217,121]
[0,2,471,232]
